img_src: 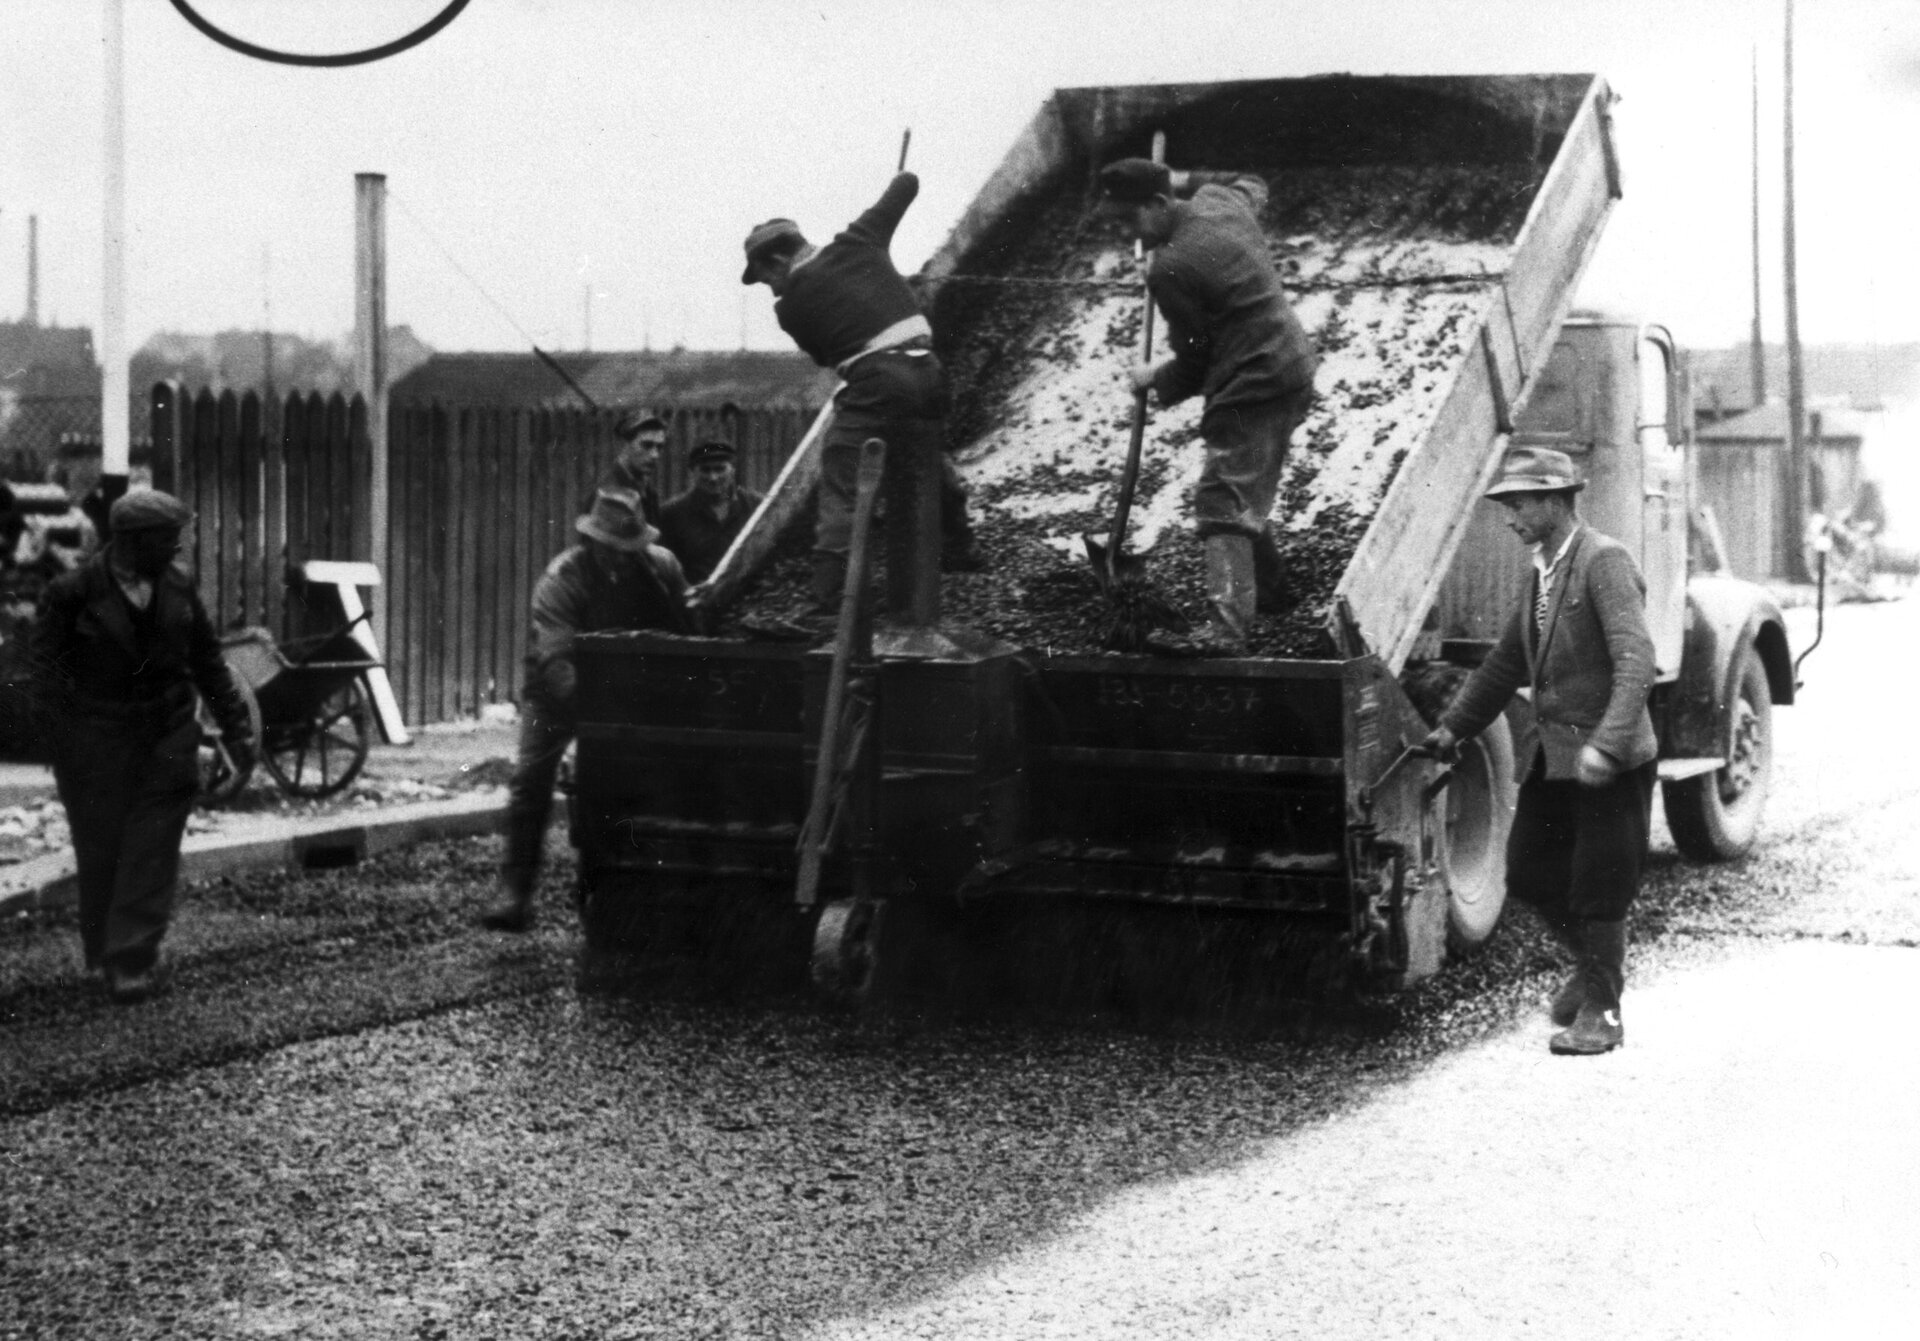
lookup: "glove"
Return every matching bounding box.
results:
[542,657,578,703]
[1418,725,1461,765]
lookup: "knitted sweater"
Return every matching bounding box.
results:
[775,173,926,370]
[1148,178,1318,431]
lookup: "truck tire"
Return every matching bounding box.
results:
[1399,664,1518,953]
[1664,643,1773,860]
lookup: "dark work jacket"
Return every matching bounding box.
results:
[31,549,251,740]
[1149,179,1318,435]
[775,173,926,370]
[523,543,691,705]
[579,460,660,526]
[657,486,766,584]
[1441,524,1659,780]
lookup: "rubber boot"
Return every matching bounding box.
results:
[809,552,848,615]
[1550,919,1627,1055]
[1252,526,1295,616]
[480,872,535,933]
[1203,533,1257,650]
[1539,907,1587,1026]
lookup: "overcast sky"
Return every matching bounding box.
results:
[4,0,1918,359]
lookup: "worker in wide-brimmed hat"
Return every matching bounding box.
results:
[482,487,693,932]
[30,488,256,1003]
[741,170,984,619]
[1098,156,1318,654]
[1423,446,1658,1055]
[656,439,767,585]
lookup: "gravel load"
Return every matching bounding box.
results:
[728,165,1541,655]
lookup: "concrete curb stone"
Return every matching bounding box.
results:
[0,793,504,919]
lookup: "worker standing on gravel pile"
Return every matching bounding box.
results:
[1101,157,1318,654]
[741,171,984,614]
[1422,448,1658,1056]
[657,439,765,584]
[30,490,256,1003]
[481,488,691,932]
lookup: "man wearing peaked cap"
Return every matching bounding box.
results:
[1099,155,1318,654]
[481,487,694,933]
[1424,446,1658,1056]
[583,410,668,524]
[31,488,255,1003]
[742,169,984,617]
[657,440,767,585]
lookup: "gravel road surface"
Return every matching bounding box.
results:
[3,595,1916,1338]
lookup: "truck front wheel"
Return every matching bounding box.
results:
[1440,714,1517,952]
[1664,643,1773,860]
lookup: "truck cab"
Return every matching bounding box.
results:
[1433,310,1795,862]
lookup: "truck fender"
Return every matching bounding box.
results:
[1663,574,1793,759]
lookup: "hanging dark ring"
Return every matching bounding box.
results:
[168,0,470,68]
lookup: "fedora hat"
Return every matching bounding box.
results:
[1484,446,1586,499]
[576,487,658,552]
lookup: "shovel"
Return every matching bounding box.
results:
[1084,132,1186,650]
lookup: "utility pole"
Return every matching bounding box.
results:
[100,0,130,504]
[1782,0,1811,580]
[262,241,275,400]
[354,172,389,569]
[27,215,41,326]
[1749,45,1765,409]
[583,282,592,352]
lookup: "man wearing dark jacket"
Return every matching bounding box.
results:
[657,439,765,584]
[1101,158,1318,652]
[741,171,980,618]
[481,488,692,932]
[31,490,255,1002]
[584,410,666,524]
[1424,448,1659,1055]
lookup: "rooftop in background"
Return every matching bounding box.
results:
[394,349,835,411]
[0,320,96,395]
[1686,342,1920,417]
[1696,402,1876,443]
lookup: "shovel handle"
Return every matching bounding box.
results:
[1105,131,1165,572]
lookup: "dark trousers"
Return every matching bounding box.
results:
[53,711,200,973]
[1506,755,1657,922]
[502,695,575,895]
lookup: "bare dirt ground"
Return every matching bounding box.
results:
[2,597,1915,1339]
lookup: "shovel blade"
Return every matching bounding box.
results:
[1082,532,1150,594]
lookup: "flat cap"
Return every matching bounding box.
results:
[740,218,805,284]
[615,410,668,441]
[109,489,194,532]
[1098,158,1173,204]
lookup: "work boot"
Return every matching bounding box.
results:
[480,873,535,933]
[1539,909,1587,1026]
[1252,528,1296,616]
[809,552,848,613]
[1550,919,1627,1055]
[1204,534,1258,643]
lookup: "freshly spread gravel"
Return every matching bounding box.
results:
[731,164,1539,656]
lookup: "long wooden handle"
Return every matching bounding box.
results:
[1105,131,1165,569]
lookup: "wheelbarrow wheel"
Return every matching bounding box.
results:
[264,677,373,799]
[196,676,263,806]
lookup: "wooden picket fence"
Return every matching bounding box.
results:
[150,384,816,727]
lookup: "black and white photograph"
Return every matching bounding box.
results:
[4,1,1919,1335]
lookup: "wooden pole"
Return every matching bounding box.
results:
[100,0,129,488]
[1782,0,1811,581]
[354,173,389,569]
[1749,45,1766,410]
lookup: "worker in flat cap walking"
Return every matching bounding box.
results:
[657,439,766,584]
[1099,157,1318,654]
[1423,448,1658,1055]
[482,488,692,932]
[30,490,256,1003]
[741,171,984,621]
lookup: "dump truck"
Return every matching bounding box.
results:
[567,74,1796,1001]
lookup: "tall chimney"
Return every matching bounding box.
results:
[27,215,39,326]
